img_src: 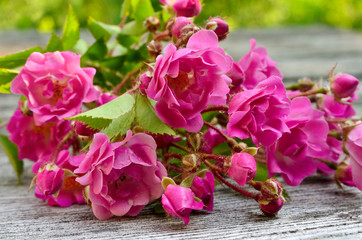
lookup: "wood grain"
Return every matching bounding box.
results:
[0,26,361,239]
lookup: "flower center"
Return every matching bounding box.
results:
[63,176,83,189]
[167,70,195,94]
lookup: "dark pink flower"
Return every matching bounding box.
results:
[228,152,257,186]
[161,184,204,225]
[34,150,86,207]
[36,164,64,196]
[143,30,233,132]
[201,128,226,153]
[345,123,362,191]
[319,94,356,121]
[266,97,330,186]
[331,73,359,99]
[228,38,282,91]
[190,171,215,211]
[7,103,71,161]
[160,0,202,17]
[10,51,99,125]
[259,196,284,216]
[75,132,167,220]
[206,17,229,41]
[172,17,193,38]
[227,76,290,147]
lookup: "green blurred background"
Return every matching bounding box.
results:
[0,0,362,31]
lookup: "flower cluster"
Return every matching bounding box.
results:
[2,0,361,226]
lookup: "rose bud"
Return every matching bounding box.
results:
[36,164,64,196]
[171,17,193,38]
[146,40,163,57]
[206,17,229,41]
[190,171,215,211]
[331,73,359,99]
[259,196,284,217]
[143,16,160,32]
[182,154,199,172]
[260,179,283,200]
[227,152,257,186]
[335,163,356,187]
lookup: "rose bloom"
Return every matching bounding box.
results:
[11,51,99,125]
[159,0,202,17]
[75,132,166,220]
[190,171,215,211]
[228,38,283,92]
[143,30,232,132]
[227,76,290,147]
[7,102,72,161]
[345,123,362,191]
[266,97,330,186]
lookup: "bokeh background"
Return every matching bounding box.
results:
[0,0,362,31]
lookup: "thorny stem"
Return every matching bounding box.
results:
[112,67,143,95]
[289,88,327,99]
[163,152,182,164]
[170,142,191,153]
[201,105,229,113]
[213,170,260,201]
[254,155,267,164]
[50,131,75,164]
[167,165,183,173]
[153,31,171,41]
[199,153,227,162]
[203,159,224,172]
[203,121,242,151]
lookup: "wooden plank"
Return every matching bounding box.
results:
[0,27,362,239]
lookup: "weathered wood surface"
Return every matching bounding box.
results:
[1,26,362,239]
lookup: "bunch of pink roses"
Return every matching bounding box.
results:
[2,0,362,226]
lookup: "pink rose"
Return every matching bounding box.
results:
[331,73,359,99]
[227,76,290,147]
[7,103,72,161]
[266,97,330,186]
[160,0,202,17]
[161,184,204,225]
[319,94,356,121]
[190,171,215,211]
[36,164,64,196]
[345,123,362,191]
[11,51,99,125]
[171,17,194,38]
[228,38,282,91]
[205,17,229,41]
[75,132,167,220]
[228,152,257,186]
[143,30,232,132]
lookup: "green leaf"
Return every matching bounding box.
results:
[88,17,112,41]
[101,109,135,139]
[120,0,132,18]
[0,68,18,94]
[117,33,140,49]
[44,31,63,52]
[254,162,268,182]
[0,135,23,185]
[0,47,43,69]
[132,0,154,20]
[68,93,135,129]
[134,94,176,135]
[81,38,108,61]
[62,5,80,50]
[122,20,146,36]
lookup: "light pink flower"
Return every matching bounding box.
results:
[227,76,290,147]
[11,51,99,125]
[228,38,282,91]
[7,103,72,161]
[331,73,359,99]
[34,150,86,207]
[266,97,330,186]
[190,171,215,211]
[75,132,167,220]
[345,123,362,191]
[161,184,204,225]
[160,0,202,17]
[143,30,232,132]
[228,152,257,186]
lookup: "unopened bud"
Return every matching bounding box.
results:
[259,196,284,217]
[297,77,315,92]
[187,133,204,152]
[75,121,96,136]
[180,24,200,44]
[206,17,229,41]
[172,17,193,38]
[143,16,160,32]
[331,73,359,99]
[242,147,258,156]
[261,179,283,200]
[335,162,356,187]
[146,40,162,57]
[182,154,199,172]
[20,100,32,116]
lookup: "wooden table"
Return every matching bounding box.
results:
[1,26,361,239]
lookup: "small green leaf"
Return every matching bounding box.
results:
[0,47,43,69]
[81,38,108,61]
[134,94,176,135]
[88,17,112,41]
[161,177,176,190]
[122,20,146,36]
[44,31,63,52]
[254,162,268,182]
[0,135,23,185]
[117,33,140,49]
[101,109,135,139]
[68,93,135,129]
[132,0,154,20]
[62,5,80,50]
[0,68,18,94]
